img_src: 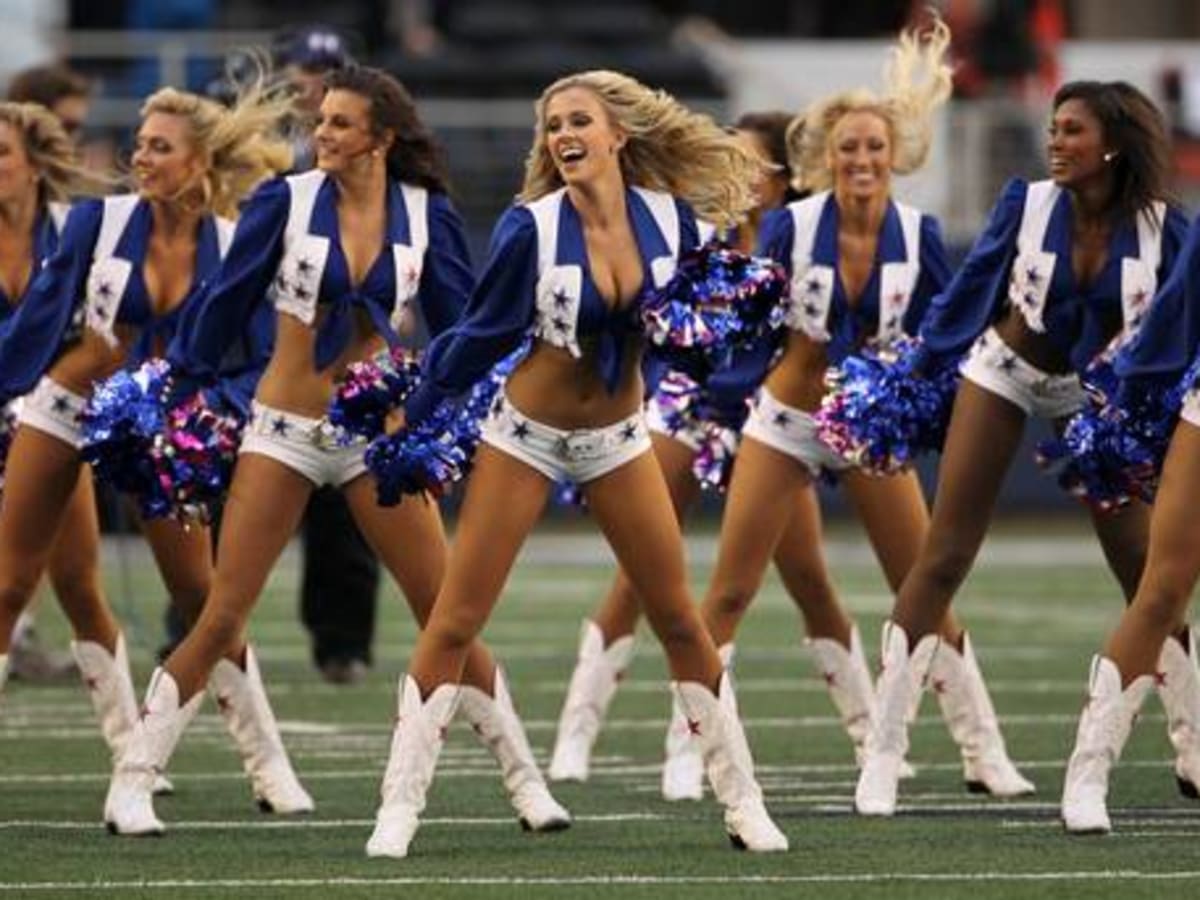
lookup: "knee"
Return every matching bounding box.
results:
[919,541,976,595]
[0,570,40,623]
[705,577,760,623]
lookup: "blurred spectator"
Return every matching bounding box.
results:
[273,25,353,171]
[7,64,91,143]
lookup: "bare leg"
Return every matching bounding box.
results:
[0,429,117,652]
[43,466,113,646]
[702,436,813,647]
[842,469,964,646]
[592,433,701,642]
[408,445,552,692]
[584,451,719,687]
[343,477,497,693]
[1105,422,1200,679]
[891,383,1027,640]
[770,484,851,644]
[162,454,313,700]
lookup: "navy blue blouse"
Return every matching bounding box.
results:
[403,188,699,426]
[0,206,61,331]
[0,198,234,403]
[170,175,473,381]
[915,178,1188,373]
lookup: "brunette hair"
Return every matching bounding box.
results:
[323,66,450,193]
[1052,80,1173,225]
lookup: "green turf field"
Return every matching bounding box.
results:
[2,523,1198,898]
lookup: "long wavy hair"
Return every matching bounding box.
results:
[0,101,106,204]
[519,69,762,228]
[139,78,294,218]
[1052,81,1173,226]
[789,14,953,192]
[323,66,450,194]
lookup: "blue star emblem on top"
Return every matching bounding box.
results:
[97,280,113,298]
[552,288,571,308]
[1025,266,1041,285]
[296,257,313,275]
[805,277,822,295]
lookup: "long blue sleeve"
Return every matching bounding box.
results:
[1115,211,1200,386]
[403,206,538,426]
[0,201,102,401]
[904,214,953,334]
[915,179,1026,367]
[417,193,474,339]
[168,177,289,379]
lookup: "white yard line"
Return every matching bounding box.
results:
[4,870,1200,892]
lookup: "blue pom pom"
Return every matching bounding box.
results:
[328,347,423,441]
[365,341,531,505]
[1035,357,1187,511]
[815,338,960,475]
[641,242,787,375]
[82,359,244,522]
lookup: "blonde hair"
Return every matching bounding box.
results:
[518,70,763,228]
[0,101,107,204]
[788,14,952,192]
[139,76,294,218]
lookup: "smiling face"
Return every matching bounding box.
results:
[1047,97,1110,188]
[313,88,384,174]
[827,109,892,203]
[543,86,624,187]
[0,121,38,205]
[132,111,204,203]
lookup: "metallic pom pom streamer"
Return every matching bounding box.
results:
[328,346,423,441]
[81,359,244,522]
[640,242,787,376]
[1035,357,1193,511]
[366,342,530,505]
[815,338,961,475]
[650,369,742,492]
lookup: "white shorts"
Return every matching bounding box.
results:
[740,386,850,477]
[960,328,1087,420]
[16,377,88,449]
[239,401,367,488]
[482,390,652,485]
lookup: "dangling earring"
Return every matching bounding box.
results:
[1103,151,1117,162]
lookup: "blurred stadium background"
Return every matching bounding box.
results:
[4,0,1199,513]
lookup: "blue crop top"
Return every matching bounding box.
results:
[403,186,699,427]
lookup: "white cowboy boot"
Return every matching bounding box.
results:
[548,621,635,782]
[366,674,459,858]
[855,621,939,816]
[927,632,1035,797]
[807,624,915,778]
[1062,656,1154,833]
[458,666,571,832]
[1155,628,1200,799]
[209,645,313,814]
[0,653,8,693]
[72,635,174,796]
[104,668,204,835]
[673,671,788,851]
[662,643,734,801]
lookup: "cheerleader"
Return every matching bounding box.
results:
[545,110,810,793]
[0,86,319,818]
[1060,213,1200,833]
[855,81,1189,817]
[105,66,570,837]
[0,101,99,690]
[365,69,788,858]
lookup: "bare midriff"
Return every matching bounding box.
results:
[48,327,146,396]
[503,336,645,430]
[991,306,1075,374]
[763,329,831,413]
[257,307,385,418]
